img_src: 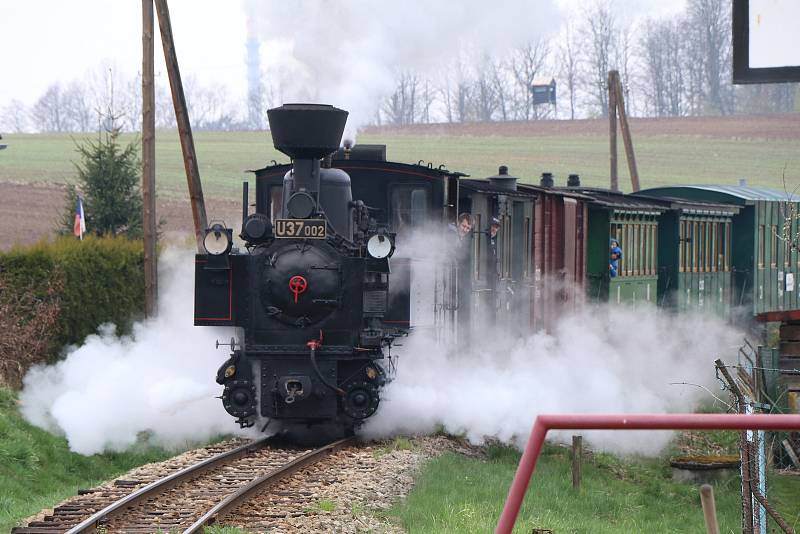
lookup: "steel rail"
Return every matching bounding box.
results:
[183,436,355,533]
[64,437,272,534]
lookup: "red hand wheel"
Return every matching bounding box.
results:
[288,275,308,304]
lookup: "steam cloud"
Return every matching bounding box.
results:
[363,228,745,455]
[246,0,562,137]
[20,241,744,457]
[20,249,248,455]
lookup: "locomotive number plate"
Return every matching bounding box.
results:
[274,219,326,239]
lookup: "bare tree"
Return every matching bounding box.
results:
[510,40,550,120]
[490,59,512,121]
[687,0,733,114]
[641,17,689,117]
[558,22,580,120]
[62,81,94,132]
[581,1,616,116]
[383,72,420,126]
[474,55,499,122]
[31,84,67,132]
[0,100,29,133]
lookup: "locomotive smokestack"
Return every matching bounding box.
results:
[267,103,349,195]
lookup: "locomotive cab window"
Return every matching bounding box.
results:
[390,185,430,236]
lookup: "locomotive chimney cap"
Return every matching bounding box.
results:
[267,103,349,160]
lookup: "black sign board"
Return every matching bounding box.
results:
[733,0,800,83]
[274,219,327,239]
[531,79,557,106]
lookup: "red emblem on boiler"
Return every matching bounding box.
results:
[288,275,308,304]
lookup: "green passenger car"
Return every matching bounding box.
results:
[640,185,799,317]
[637,197,740,318]
[581,189,663,306]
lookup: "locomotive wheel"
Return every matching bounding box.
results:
[342,380,380,419]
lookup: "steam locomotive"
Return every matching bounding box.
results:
[194,104,400,435]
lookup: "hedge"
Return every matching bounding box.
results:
[0,237,144,386]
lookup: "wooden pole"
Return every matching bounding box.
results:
[571,435,582,489]
[142,0,157,317]
[154,0,207,253]
[608,70,618,192]
[699,484,721,534]
[614,74,641,192]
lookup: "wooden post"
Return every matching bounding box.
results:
[154,0,207,253]
[699,484,721,534]
[614,74,641,192]
[571,435,582,489]
[142,0,157,317]
[608,71,618,192]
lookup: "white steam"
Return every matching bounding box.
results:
[247,0,562,137]
[20,249,247,455]
[363,227,745,455]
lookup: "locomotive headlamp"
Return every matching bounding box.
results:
[367,234,394,259]
[204,223,232,256]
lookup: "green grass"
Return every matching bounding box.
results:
[2,126,800,202]
[390,442,800,534]
[0,387,176,531]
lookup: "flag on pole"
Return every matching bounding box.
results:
[73,196,86,240]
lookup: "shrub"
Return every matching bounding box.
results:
[0,236,144,387]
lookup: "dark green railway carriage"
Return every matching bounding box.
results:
[641,185,800,317]
[577,189,663,305]
[635,196,740,318]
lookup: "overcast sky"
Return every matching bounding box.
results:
[0,0,686,109]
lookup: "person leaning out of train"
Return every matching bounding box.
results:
[452,212,473,241]
[449,212,474,264]
[609,238,623,277]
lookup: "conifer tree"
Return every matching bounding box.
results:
[63,127,142,238]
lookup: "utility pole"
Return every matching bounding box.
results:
[608,70,640,192]
[142,0,157,317]
[613,71,640,192]
[608,71,618,192]
[154,0,208,253]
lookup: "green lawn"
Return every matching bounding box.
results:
[0,387,176,531]
[2,126,799,201]
[391,443,800,533]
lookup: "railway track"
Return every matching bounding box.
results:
[12,436,355,534]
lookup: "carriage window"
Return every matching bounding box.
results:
[524,217,531,277]
[679,221,685,273]
[390,186,429,235]
[473,214,481,280]
[692,222,699,272]
[269,186,283,224]
[771,225,778,268]
[512,202,525,279]
[725,222,731,272]
[758,225,765,268]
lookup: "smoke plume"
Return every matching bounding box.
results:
[363,228,745,455]
[20,249,248,455]
[246,0,562,137]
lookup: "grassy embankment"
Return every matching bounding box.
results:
[0,387,176,531]
[390,442,800,533]
[3,124,800,199]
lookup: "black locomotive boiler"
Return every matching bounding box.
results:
[194,104,400,435]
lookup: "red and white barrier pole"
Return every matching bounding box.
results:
[495,413,800,534]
